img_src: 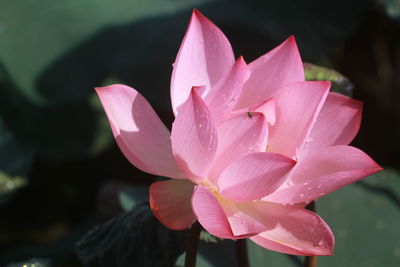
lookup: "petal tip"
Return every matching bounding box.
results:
[372,165,384,174]
[191,9,211,25]
[94,86,103,92]
[192,8,201,16]
[237,55,246,63]
[191,85,206,96]
[287,35,296,43]
[94,85,113,94]
[283,35,300,53]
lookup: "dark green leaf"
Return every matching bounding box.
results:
[76,203,185,267]
[0,61,112,159]
[118,186,148,212]
[304,63,354,96]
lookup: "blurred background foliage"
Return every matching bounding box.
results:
[0,0,399,266]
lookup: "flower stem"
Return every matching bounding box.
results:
[304,201,317,267]
[304,255,317,267]
[185,221,202,267]
[236,239,250,267]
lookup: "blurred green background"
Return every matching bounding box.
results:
[0,0,399,266]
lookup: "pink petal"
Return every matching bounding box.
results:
[95,84,184,178]
[204,56,250,125]
[264,145,382,204]
[218,152,296,202]
[252,98,276,126]
[247,202,334,256]
[191,185,234,238]
[149,180,196,230]
[235,36,304,109]
[207,112,268,184]
[191,185,262,239]
[171,88,218,182]
[267,81,330,158]
[232,98,276,126]
[300,92,363,154]
[171,9,235,115]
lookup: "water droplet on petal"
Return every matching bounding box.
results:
[318,239,327,247]
[305,137,314,143]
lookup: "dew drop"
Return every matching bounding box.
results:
[318,239,327,247]
[305,137,314,143]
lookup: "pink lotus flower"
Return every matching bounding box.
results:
[95,10,382,256]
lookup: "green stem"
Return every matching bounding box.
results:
[184,221,202,267]
[304,201,317,267]
[236,239,250,267]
